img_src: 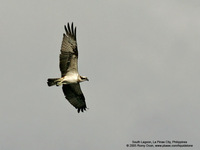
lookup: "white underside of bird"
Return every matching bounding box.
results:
[62,73,79,84]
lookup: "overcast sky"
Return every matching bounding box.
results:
[0,0,200,149]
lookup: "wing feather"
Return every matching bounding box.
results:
[67,23,71,35]
[62,84,87,113]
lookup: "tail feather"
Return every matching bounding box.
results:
[47,78,62,86]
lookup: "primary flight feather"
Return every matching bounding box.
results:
[47,23,89,113]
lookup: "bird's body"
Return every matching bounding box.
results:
[63,72,79,84]
[47,23,89,113]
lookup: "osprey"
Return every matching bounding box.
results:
[47,23,89,113]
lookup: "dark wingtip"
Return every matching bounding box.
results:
[75,27,76,39]
[77,107,87,113]
[67,23,71,34]
[64,25,68,34]
[71,22,74,34]
[64,22,76,40]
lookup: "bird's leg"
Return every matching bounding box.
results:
[55,78,64,86]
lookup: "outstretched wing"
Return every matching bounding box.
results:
[60,23,78,77]
[62,84,87,113]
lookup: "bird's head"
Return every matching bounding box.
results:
[80,76,89,82]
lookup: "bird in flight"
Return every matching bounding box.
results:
[47,23,89,113]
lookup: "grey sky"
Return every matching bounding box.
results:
[0,0,200,149]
